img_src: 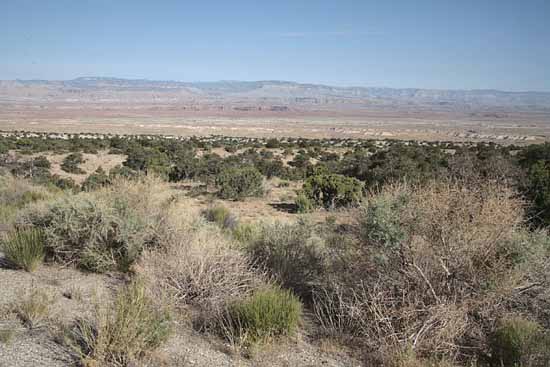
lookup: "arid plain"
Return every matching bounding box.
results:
[2,78,550,143]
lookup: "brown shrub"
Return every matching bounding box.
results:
[137,215,265,320]
[313,181,550,361]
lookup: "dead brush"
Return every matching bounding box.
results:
[14,287,53,329]
[137,218,265,326]
[314,181,548,361]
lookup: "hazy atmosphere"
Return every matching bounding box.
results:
[2,0,550,90]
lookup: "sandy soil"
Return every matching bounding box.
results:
[2,102,550,144]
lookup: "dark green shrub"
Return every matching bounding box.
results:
[223,287,302,344]
[265,138,280,149]
[523,161,550,227]
[215,167,264,200]
[109,165,138,179]
[31,156,51,169]
[294,193,314,213]
[10,156,52,181]
[490,316,550,367]
[61,153,86,174]
[123,146,170,176]
[82,167,111,191]
[301,173,364,209]
[51,175,78,191]
[1,228,45,272]
[225,145,238,153]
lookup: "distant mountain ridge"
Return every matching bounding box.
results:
[3,76,550,109]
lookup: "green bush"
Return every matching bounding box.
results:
[247,221,325,297]
[215,167,264,200]
[358,192,408,250]
[67,280,172,366]
[301,173,364,209]
[1,228,45,272]
[61,153,86,174]
[489,316,550,367]
[294,193,314,213]
[21,194,156,272]
[82,167,111,191]
[223,287,301,344]
[232,222,261,244]
[265,138,281,149]
[109,165,138,180]
[202,205,238,230]
[123,145,171,176]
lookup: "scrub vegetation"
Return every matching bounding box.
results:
[1,132,550,366]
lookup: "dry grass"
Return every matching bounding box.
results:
[14,287,53,329]
[0,327,16,345]
[137,210,265,327]
[65,280,172,367]
[0,174,55,224]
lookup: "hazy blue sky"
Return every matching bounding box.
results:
[1,0,549,91]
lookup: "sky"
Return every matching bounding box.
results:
[1,0,549,91]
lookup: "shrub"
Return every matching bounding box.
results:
[294,193,314,213]
[216,166,264,200]
[123,146,170,176]
[109,165,138,179]
[15,288,52,329]
[51,175,78,191]
[301,173,364,209]
[10,156,52,180]
[202,205,238,230]
[1,228,45,272]
[66,280,172,366]
[523,160,550,226]
[312,182,546,361]
[278,180,290,188]
[222,287,302,344]
[489,316,550,367]
[0,175,54,224]
[61,153,86,174]
[19,178,167,272]
[82,167,111,191]
[138,218,263,316]
[357,189,408,251]
[265,138,281,149]
[32,156,51,169]
[247,221,325,298]
[232,222,261,244]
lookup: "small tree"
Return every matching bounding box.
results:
[301,173,363,209]
[265,138,281,149]
[216,167,264,200]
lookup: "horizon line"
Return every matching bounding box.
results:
[4,75,550,94]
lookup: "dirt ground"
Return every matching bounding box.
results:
[0,249,360,367]
[2,107,549,145]
[0,175,360,366]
